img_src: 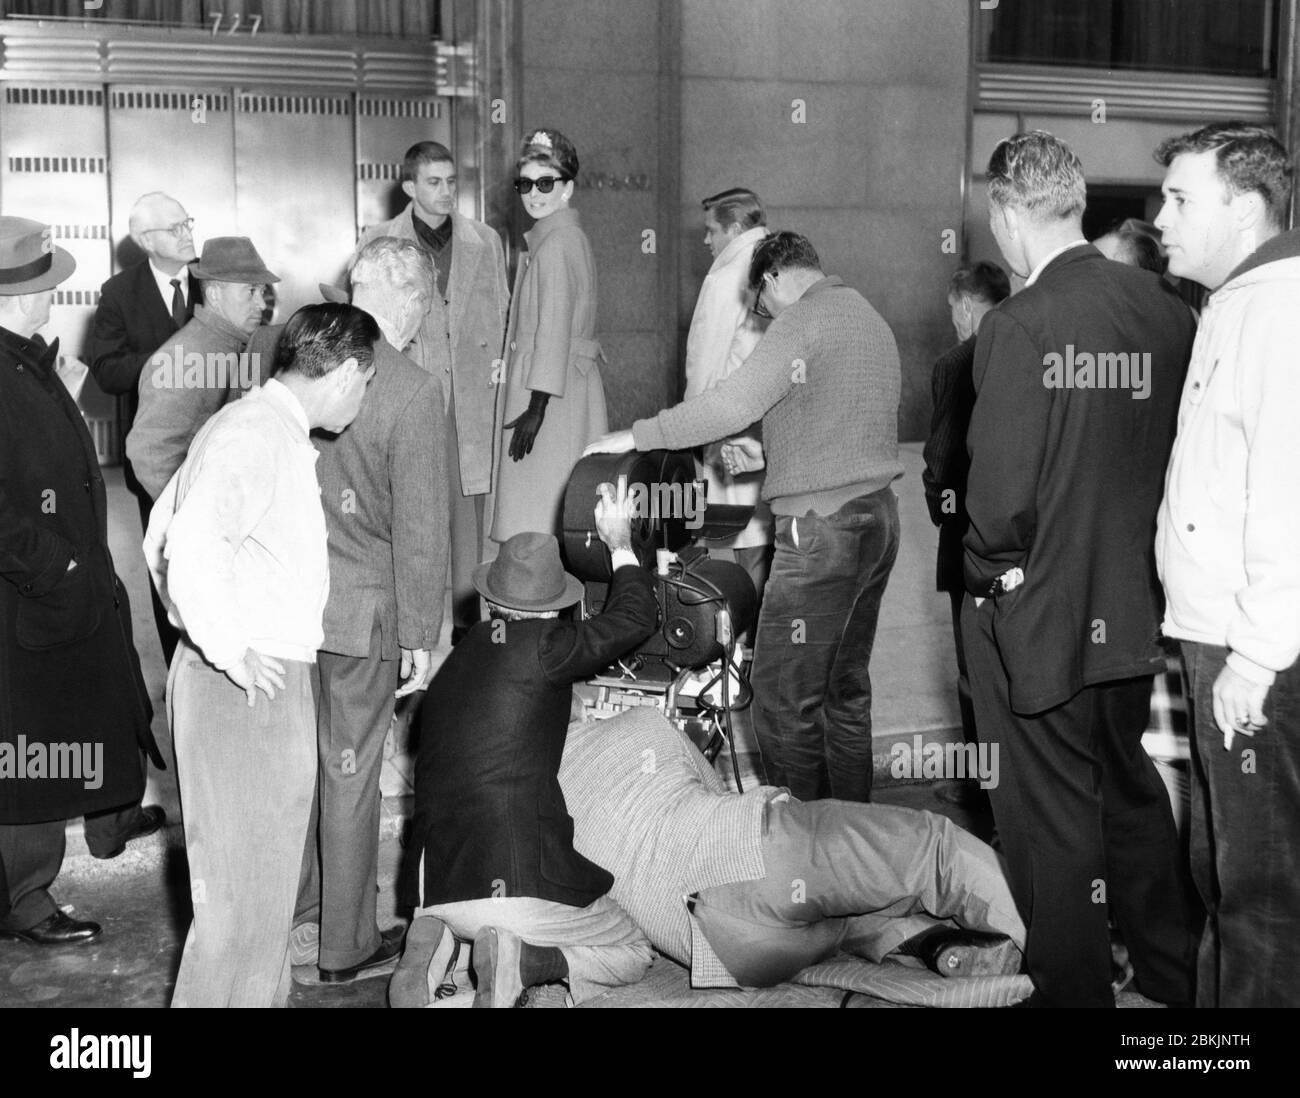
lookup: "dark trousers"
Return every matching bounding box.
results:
[750,488,900,802]
[82,748,148,857]
[964,596,1195,1007]
[295,623,400,970]
[947,588,979,746]
[0,819,65,930]
[1182,641,1300,1007]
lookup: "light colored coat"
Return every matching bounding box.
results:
[356,205,509,496]
[490,207,607,542]
[683,226,772,549]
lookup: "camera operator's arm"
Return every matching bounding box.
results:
[540,480,657,684]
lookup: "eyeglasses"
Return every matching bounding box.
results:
[513,176,566,195]
[752,285,773,320]
[142,218,195,239]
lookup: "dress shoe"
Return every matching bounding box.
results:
[0,909,102,946]
[91,804,166,860]
[472,926,526,1008]
[389,916,457,1008]
[899,927,1023,978]
[318,923,406,984]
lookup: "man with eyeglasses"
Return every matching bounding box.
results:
[587,231,903,806]
[82,191,198,862]
[353,141,509,646]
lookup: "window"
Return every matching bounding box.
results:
[978,0,1281,79]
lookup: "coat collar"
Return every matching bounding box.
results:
[711,225,768,273]
[0,323,56,370]
[189,303,255,346]
[524,206,580,250]
[1028,241,1095,286]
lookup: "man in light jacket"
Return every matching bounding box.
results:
[1153,121,1300,1007]
[684,188,773,615]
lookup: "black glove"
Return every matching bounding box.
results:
[505,390,550,461]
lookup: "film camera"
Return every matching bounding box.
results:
[562,451,760,779]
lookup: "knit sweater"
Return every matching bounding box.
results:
[633,277,902,513]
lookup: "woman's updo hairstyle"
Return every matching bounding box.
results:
[517,127,580,182]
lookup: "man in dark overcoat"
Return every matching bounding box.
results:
[0,215,160,945]
[963,132,1197,1007]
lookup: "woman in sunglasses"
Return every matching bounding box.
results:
[490,127,608,543]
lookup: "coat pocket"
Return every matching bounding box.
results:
[569,338,604,379]
[15,557,104,651]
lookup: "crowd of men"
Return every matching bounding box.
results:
[1,119,1296,1010]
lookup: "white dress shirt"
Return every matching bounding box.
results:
[144,378,329,671]
[149,260,191,312]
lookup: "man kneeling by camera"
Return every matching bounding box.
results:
[393,480,658,1008]
[394,482,1026,1007]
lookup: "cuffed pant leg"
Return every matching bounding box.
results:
[315,629,399,971]
[0,819,65,930]
[170,644,316,1008]
[427,894,653,1005]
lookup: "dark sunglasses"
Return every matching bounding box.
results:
[513,176,567,195]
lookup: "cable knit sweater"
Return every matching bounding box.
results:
[633,276,902,513]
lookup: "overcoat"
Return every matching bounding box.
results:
[490,207,607,541]
[400,563,656,911]
[356,206,509,496]
[0,327,160,824]
[964,245,1196,714]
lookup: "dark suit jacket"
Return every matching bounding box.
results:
[0,328,161,825]
[401,564,657,910]
[964,245,1195,714]
[922,335,976,592]
[314,338,450,659]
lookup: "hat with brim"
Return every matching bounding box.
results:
[192,236,280,283]
[473,532,584,612]
[0,216,76,295]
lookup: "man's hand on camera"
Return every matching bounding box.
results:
[594,478,635,555]
[583,429,635,456]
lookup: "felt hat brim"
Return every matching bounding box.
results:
[0,245,76,295]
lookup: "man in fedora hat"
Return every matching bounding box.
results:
[0,215,160,945]
[393,483,658,1008]
[126,235,279,501]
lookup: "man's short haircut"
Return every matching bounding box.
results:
[703,187,766,231]
[987,131,1087,221]
[272,303,379,380]
[352,236,435,302]
[127,191,177,239]
[402,140,455,183]
[1154,121,1294,229]
[1097,218,1167,275]
[748,231,821,292]
[948,260,1011,305]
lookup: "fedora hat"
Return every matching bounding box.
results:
[192,237,280,283]
[473,532,584,612]
[0,216,76,295]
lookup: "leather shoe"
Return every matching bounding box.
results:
[472,926,526,1008]
[91,805,166,860]
[319,923,406,984]
[0,910,102,946]
[389,916,457,1008]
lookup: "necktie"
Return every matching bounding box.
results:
[170,278,186,330]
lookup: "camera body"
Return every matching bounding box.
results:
[562,450,758,674]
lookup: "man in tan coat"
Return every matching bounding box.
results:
[354,141,509,642]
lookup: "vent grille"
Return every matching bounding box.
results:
[8,157,106,174]
[110,90,231,112]
[357,163,402,181]
[52,225,110,240]
[53,290,101,307]
[237,94,352,115]
[4,86,104,106]
[358,98,442,118]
